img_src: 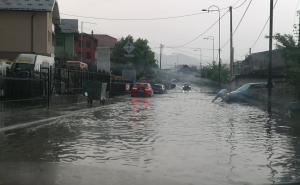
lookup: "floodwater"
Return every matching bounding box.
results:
[0,85,299,185]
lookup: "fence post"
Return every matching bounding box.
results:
[67,68,70,94]
[47,67,50,109]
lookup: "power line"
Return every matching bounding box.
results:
[61,0,247,22]
[232,0,244,7]
[250,0,279,49]
[61,11,209,21]
[233,0,253,34]
[220,0,249,10]
[233,0,249,9]
[166,10,229,48]
[221,0,253,49]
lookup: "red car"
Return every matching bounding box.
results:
[131,83,154,97]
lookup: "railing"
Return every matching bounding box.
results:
[0,67,111,112]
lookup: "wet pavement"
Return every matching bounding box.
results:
[0,85,300,185]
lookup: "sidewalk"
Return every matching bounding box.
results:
[0,95,129,132]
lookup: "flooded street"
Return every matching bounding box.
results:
[0,85,300,185]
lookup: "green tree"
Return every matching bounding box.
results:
[274,33,300,99]
[201,63,230,84]
[111,35,158,79]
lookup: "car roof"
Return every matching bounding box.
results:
[247,82,267,85]
[135,82,150,85]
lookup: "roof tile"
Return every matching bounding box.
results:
[0,0,56,12]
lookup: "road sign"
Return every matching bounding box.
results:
[124,42,135,54]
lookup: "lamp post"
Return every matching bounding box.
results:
[172,52,179,69]
[202,5,221,86]
[194,48,202,70]
[203,36,215,63]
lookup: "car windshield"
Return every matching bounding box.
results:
[1,1,300,185]
[135,83,148,88]
[236,84,251,92]
[12,63,34,71]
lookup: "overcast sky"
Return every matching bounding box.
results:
[58,0,300,65]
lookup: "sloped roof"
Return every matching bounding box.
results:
[93,34,117,48]
[0,0,54,11]
[59,19,79,33]
[0,0,60,23]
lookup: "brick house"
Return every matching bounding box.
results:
[75,33,97,66]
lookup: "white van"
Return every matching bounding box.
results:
[12,54,55,73]
[10,54,55,78]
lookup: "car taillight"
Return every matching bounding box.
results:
[132,86,138,91]
[144,87,151,92]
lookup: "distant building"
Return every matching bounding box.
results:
[177,65,197,74]
[238,50,286,77]
[0,0,60,60]
[55,19,79,64]
[233,61,242,76]
[93,34,117,73]
[75,33,97,65]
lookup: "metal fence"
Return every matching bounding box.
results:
[0,67,111,112]
[53,68,110,95]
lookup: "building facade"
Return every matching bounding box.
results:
[93,34,117,73]
[55,19,79,63]
[75,33,97,65]
[0,0,60,60]
[237,50,286,77]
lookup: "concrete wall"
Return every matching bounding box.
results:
[230,76,295,111]
[95,47,110,73]
[0,11,53,60]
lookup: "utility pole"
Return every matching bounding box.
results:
[298,11,300,47]
[229,6,234,78]
[249,48,252,55]
[81,22,83,63]
[194,49,202,70]
[159,44,164,69]
[268,0,274,113]
[202,5,221,86]
[203,36,214,63]
[80,21,96,63]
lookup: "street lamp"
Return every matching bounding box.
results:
[172,52,179,69]
[203,36,215,63]
[202,5,221,86]
[193,48,202,70]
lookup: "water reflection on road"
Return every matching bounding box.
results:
[0,86,299,185]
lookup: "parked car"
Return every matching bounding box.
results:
[152,84,166,94]
[225,82,269,103]
[10,54,55,78]
[182,84,191,91]
[131,83,154,97]
[287,102,300,119]
[170,83,176,89]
